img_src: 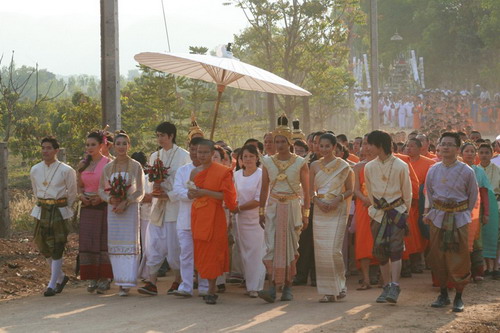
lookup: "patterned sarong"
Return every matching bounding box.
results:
[432,199,468,252]
[372,197,408,261]
[33,199,69,260]
[79,203,113,280]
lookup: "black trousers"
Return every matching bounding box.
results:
[295,205,316,283]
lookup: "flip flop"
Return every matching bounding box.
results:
[356,283,372,291]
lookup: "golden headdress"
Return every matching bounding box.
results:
[272,113,292,143]
[187,113,204,141]
[291,119,305,141]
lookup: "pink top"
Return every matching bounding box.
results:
[81,156,110,193]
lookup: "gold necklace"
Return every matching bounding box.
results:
[272,154,297,181]
[319,157,340,174]
[43,161,61,187]
[377,156,394,182]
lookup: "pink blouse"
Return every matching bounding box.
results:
[81,156,110,193]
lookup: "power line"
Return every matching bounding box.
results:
[160,0,172,52]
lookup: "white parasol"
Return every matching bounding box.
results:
[134,47,311,139]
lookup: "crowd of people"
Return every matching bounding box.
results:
[29,112,500,312]
[355,88,500,133]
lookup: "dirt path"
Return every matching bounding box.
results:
[0,271,498,333]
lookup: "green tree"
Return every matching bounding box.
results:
[230,0,364,132]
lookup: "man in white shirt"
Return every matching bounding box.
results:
[170,137,209,297]
[365,130,412,304]
[30,137,77,297]
[138,122,191,296]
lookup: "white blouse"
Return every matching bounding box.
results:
[234,168,262,220]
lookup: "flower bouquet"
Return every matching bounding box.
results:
[144,158,170,196]
[105,174,131,201]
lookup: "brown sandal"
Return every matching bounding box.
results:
[356,283,372,291]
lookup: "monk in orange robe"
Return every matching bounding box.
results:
[406,139,436,256]
[393,152,420,277]
[348,153,360,164]
[353,145,377,290]
[189,140,237,304]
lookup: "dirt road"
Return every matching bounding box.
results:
[0,272,499,333]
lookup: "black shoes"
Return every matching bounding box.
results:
[452,297,464,312]
[385,284,401,303]
[204,294,218,305]
[431,294,451,308]
[44,288,56,297]
[55,275,69,294]
[376,285,390,303]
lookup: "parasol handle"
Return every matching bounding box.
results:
[209,84,226,140]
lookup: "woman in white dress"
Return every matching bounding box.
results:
[233,145,265,297]
[310,133,354,302]
[99,131,144,296]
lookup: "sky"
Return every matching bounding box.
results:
[0,0,249,76]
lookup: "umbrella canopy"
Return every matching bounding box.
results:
[134,52,311,97]
[134,51,311,139]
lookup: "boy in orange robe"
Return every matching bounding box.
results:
[189,140,238,304]
[393,152,420,277]
[406,139,436,269]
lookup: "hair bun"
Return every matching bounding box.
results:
[115,129,128,135]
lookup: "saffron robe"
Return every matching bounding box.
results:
[394,154,421,256]
[192,163,237,280]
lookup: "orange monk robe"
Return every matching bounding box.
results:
[348,153,360,164]
[409,155,435,250]
[192,163,237,279]
[423,151,437,160]
[413,105,422,130]
[354,164,377,265]
[410,155,435,187]
[394,154,420,258]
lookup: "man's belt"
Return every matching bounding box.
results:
[37,198,68,207]
[316,193,336,200]
[433,200,468,213]
[270,193,299,202]
[374,197,404,211]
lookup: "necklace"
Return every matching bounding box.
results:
[377,156,395,182]
[112,157,130,180]
[319,157,340,174]
[272,154,296,181]
[43,161,61,187]
[160,146,179,169]
[41,162,62,199]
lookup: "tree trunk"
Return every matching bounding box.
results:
[302,96,311,135]
[267,93,276,132]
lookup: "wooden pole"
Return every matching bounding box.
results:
[370,0,380,130]
[209,85,226,140]
[0,143,10,238]
[100,0,121,132]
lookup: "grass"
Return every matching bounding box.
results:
[9,190,36,232]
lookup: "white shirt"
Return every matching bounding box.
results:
[170,163,196,230]
[149,145,191,222]
[30,160,77,220]
[491,155,500,167]
[234,168,262,221]
[365,155,412,223]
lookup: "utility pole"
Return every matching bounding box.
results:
[100,0,121,131]
[370,0,380,130]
